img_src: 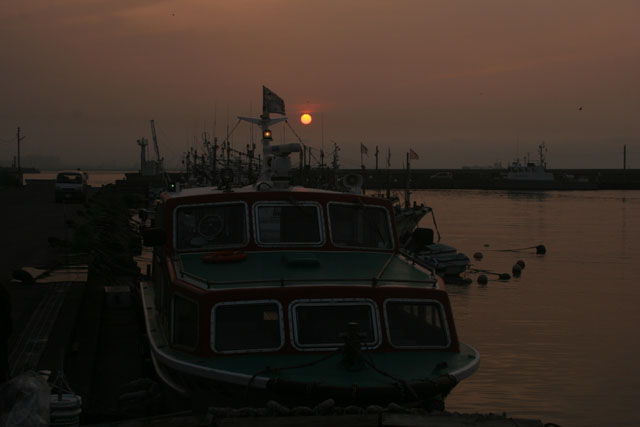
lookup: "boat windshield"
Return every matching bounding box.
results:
[255,203,323,245]
[175,203,247,250]
[385,300,448,348]
[212,302,282,352]
[328,203,393,249]
[292,300,378,348]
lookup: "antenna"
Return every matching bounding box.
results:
[237,86,288,188]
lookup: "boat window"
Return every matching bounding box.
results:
[212,302,283,352]
[172,294,198,349]
[255,203,322,245]
[328,203,393,249]
[385,300,448,348]
[291,300,379,348]
[176,203,247,250]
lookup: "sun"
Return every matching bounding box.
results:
[300,113,312,125]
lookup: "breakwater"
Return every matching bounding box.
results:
[294,168,640,190]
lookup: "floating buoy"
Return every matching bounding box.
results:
[516,260,526,269]
[498,273,511,281]
[477,274,488,284]
[473,252,483,260]
[512,264,522,277]
[536,244,546,254]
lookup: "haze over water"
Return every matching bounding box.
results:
[2,1,639,170]
[409,189,640,427]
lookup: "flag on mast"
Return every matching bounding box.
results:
[409,148,419,160]
[263,86,285,115]
[360,143,369,156]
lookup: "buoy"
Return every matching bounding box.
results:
[473,252,483,260]
[512,264,522,277]
[536,244,546,254]
[498,273,511,281]
[477,274,488,284]
[516,260,526,269]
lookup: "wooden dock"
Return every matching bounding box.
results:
[87,411,544,427]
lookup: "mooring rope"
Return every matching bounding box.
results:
[468,268,511,281]
[245,348,342,401]
[426,209,441,243]
[489,244,546,254]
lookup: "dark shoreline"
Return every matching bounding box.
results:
[321,168,640,190]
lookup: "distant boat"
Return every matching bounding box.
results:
[496,143,596,190]
[504,142,554,182]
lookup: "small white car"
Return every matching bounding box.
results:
[430,171,453,180]
[55,170,89,202]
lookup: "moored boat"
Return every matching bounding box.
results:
[140,87,478,409]
[403,228,471,281]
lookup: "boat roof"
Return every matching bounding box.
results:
[159,185,393,208]
[164,184,347,199]
[177,250,436,290]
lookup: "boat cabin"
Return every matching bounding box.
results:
[139,87,477,407]
[145,186,460,359]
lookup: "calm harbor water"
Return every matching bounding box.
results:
[22,172,640,425]
[410,189,640,427]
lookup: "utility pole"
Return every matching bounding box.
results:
[375,146,379,171]
[386,147,391,199]
[16,127,25,186]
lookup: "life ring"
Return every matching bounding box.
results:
[202,250,247,264]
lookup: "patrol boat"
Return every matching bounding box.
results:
[140,87,479,409]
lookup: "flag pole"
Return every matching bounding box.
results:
[405,151,411,208]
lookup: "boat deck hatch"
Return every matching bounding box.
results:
[282,254,320,268]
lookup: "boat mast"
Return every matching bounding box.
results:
[238,86,288,188]
[538,142,547,169]
[386,147,391,199]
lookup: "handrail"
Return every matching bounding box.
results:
[177,269,437,289]
[373,252,397,286]
[398,249,439,277]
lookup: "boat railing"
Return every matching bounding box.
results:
[177,269,437,289]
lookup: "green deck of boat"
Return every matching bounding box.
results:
[164,344,477,387]
[179,251,433,288]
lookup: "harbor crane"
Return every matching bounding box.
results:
[150,120,162,165]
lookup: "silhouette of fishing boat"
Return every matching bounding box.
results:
[140,87,479,409]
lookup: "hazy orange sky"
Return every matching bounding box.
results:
[1,0,638,169]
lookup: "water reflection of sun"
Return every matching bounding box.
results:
[300,113,312,125]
